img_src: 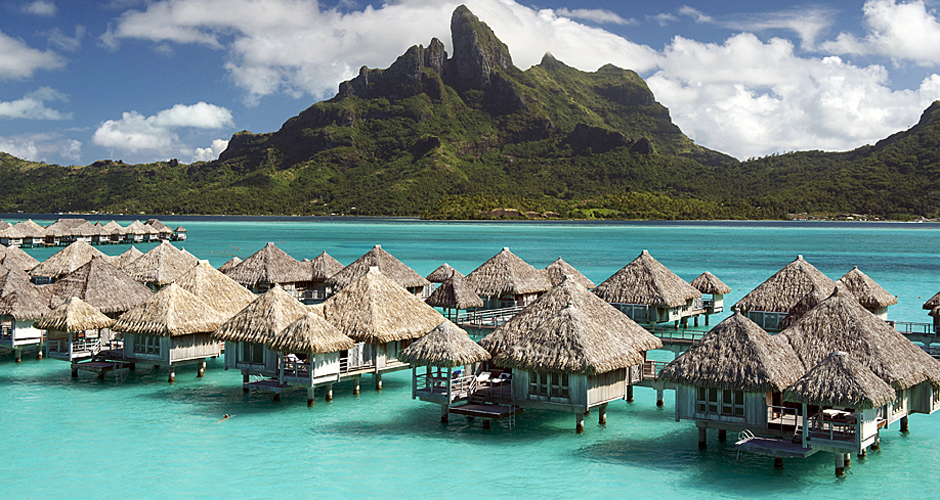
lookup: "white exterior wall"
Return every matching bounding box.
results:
[312,351,341,384]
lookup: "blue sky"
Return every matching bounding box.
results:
[2,0,940,165]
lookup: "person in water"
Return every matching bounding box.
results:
[218,414,231,422]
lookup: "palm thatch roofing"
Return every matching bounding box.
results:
[217,256,242,274]
[72,221,100,237]
[544,257,596,289]
[690,271,732,295]
[924,291,940,311]
[0,221,9,231]
[29,240,111,280]
[463,247,553,298]
[425,275,484,309]
[175,260,257,319]
[265,312,355,354]
[102,220,123,233]
[783,351,896,409]
[35,296,114,331]
[399,320,491,367]
[0,266,37,298]
[777,286,940,390]
[122,240,198,286]
[112,283,227,337]
[0,284,52,320]
[145,219,173,234]
[658,312,804,392]
[113,246,144,269]
[123,220,149,235]
[326,245,429,291]
[15,220,46,238]
[319,267,445,344]
[733,255,835,314]
[212,286,308,343]
[427,263,464,283]
[930,306,940,318]
[309,251,344,281]
[224,242,310,288]
[0,243,40,272]
[481,276,661,359]
[43,219,75,237]
[592,250,701,308]
[777,283,832,330]
[837,266,897,310]
[49,256,153,314]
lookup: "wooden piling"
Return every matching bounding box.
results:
[353,375,361,395]
[859,449,866,460]
[718,429,727,441]
[844,453,850,468]
[900,416,909,433]
[325,384,333,402]
[598,404,607,425]
[196,360,206,378]
[441,405,449,423]
[35,349,42,360]
[626,385,634,403]
[835,453,845,477]
[14,348,21,363]
[71,367,78,378]
[307,387,315,407]
[482,419,490,430]
[242,372,250,393]
[375,373,383,391]
[167,367,175,383]
[698,427,707,449]
[872,435,880,450]
[576,412,585,433]
[656,389,664,407]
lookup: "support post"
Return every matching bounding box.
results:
[718,429,727,441]
[35,348,43,360]
[196,360,206,378]
[167,367,175,383]
[844,453,851,468]
[325,383,333,402]
[71,367,78,378]
[872,434,880,450]
[598,404,607,425]
[626,385,634,403]
[698,427,707,449]
[441,404,449,423]
[900,415,909,433]
[273,393,281,402]
[353,375,361,395]
[774,458,783,469]
[656,389,664,407]
[694,316,699,327]
[129,363,135,371]
[482,419,490,430]
[705,314,710,326]
[835,453,845,477]
[307,387,315,407]
[242,372,250,393]
[576,412,585,433]
[14,348,21,363]
[859,448,866,460]
[375,373,383,391]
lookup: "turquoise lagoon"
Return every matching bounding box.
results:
[3,218,940,499]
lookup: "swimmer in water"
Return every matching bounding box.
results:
[218,414,231,422]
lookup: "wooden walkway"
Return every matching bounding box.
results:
[735,435,818,458]
[449,403,522,420]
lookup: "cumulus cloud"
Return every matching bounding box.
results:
[60,139,81,163]
[678,6,714,24]
[0,30,65,79]
[92,102,233,155]
[44,25,86,52]
[21,1,57,17]
[555,8,634,26]
[822,0,940,66]
[0,139,40,161]
[192,138,229,162]
[0,87,72,120]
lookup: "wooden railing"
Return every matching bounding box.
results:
[643,360,669,379]
[47,338,100,357]
[807,411,856,442]
[456,306,526,328]
[893,321,934,335]
[646,326,707,344]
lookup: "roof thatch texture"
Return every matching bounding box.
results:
[112,283,227,337]
[690,271,732,295]
[930,306,940,318]
[658,312,804,392]
[224,242,309,287]
[427,263,464,283]
[544,257,596,289]
[733,255,835,313]
[175,261,257,318]
[265,312,354,354]
[102,221,123,233]
[319,267,445,344]
[425,275,484,309]
[837,266,897,309]
[217,256,242,274]
[43,219,74,237]
[122,240,198,286]
[0,284,52,320]
[145,219,172,232]
[29,240,111,280]
[49,256,153,314]
[0,266,37,298]
[0,221,9,231]
[783,351,896,409]
[123,220,151,235]
[592,250,701,307]
[399,320,490,367]
[778,287,940,390]
[463,247,553,298]
[15,220,46,238]
[35,296,113,331]
[212,286,308,343]
[326,245,429,291]
[481,277,661,358]
[309,251,344,281]
[113,246,144,269]
[0,243,40,272]
[777,284,831,330]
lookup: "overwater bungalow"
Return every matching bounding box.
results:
[689,271,731,325]
[38,297,115,364]
[29,240,111,285]
[174,260,257,320]
[1,220,45,247]
[318,267,446,391]
[264,311,356,405]
[400,320,491,422]
[326,245,431,297]
[112,246,144,269]
[425,275,483,320]
[145,219,174,241]
[49,255,153,318]
[102,221,124,244]
[42,219,77,246]
[217,256,242,274]
[427,263,463,284]
[463,247,553,310]
[90,222,108,245]
[305,251,344,301]
[0,282,51,362]
[733,255,835,331]
[836,267,897,320]
[592,250,703,327]
[122,240,198,290]
[112,283,227,382]
[172,226,187,241]
[0,225,24,247]
[0,243,40,272]
[544,258,595,291]
[122,220,149,243]
[224,242,310,299]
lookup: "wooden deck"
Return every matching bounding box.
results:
[449,403,522,420]
[736,435,818,458]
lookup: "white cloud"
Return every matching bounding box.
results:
[92,102,233,155]
[0,87,72,120]
[44,25,86,52]
[822,0,940,66]
[678,6,714,24]
[555,8,634,26]
[60,139,81,163]
[22,1,57,17]
[722,8,835,50]
[652,13,679,26]
[0,30,65,79]
[0,139,40,161]
[192,138,229,162]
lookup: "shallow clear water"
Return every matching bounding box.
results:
[4,218,940,499]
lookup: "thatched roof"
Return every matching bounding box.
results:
[837,266,897,310]
[29,240,111,280]
[309,251,344,281]
[930,306,940,318]
[783,351,896,409]
[544,257,596,289]
[481,276,661,359]
[35,296,113,331]
[0,284,51,320]
[72,221,100,237]
[427,263,464,283]
[0,243,40,272]
[0,266,37,298]
[122,240,198,286]
[123,220,150,235]
[326,245,429,291]
[690,271,731,295]
[212,286,308,343]
[592,250,701,308]
[319,267,445,344]
[112,283,227,337]
[175,261,257,318]
[49,256,153,314]
[924,291,940,311]
[43,219,75,237]
[463,247,553,297]
[15,220,46,238]
[224,242,310,288]
[145,219,172,233]
[658,312,805,392]
[102,221,123,233]
[733,255,835,313]
[0,221,9,231]
[113,246,144,269]
[777,283,831,330]
[778,286,940,390]
[217,256,242,274]
[265,312,354,354]
[425,275,484,309]
[399,321,491,367]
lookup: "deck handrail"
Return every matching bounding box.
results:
[643,360,669,378]
[456,306,526,327]
[807,411,856,442]
[894,321,934,335]
[646,326,707,343]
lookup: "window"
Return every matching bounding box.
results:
[696,387,744,417]
[132,334,161,356]
[529,371,569,399]
[239,342,264,365]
